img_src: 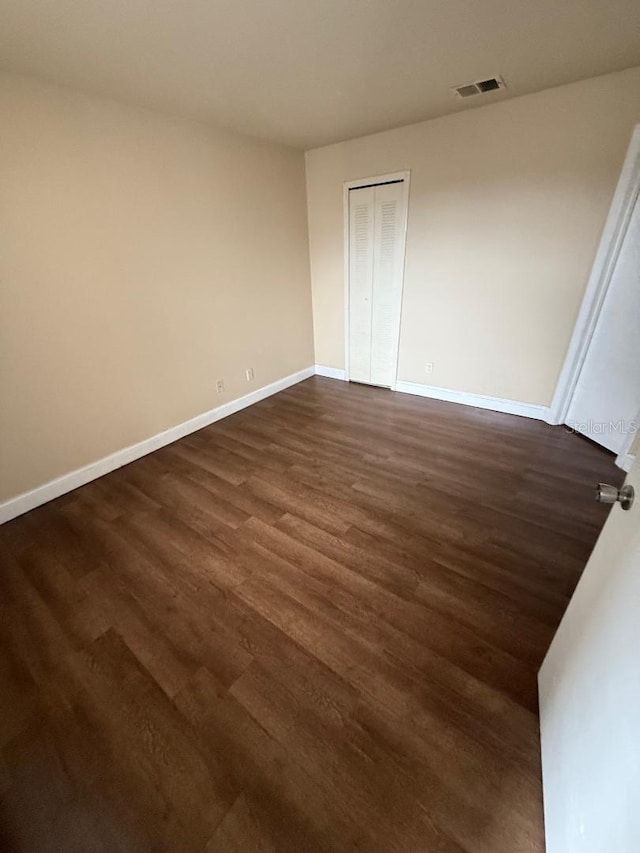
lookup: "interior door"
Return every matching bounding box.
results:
[538,460,640,852]
[566,192,640,455]
[348,179,408,387]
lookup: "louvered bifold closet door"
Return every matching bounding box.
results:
[348,186,375,383]
[370,181,406,387]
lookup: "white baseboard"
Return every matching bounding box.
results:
[312,369,549,420]
[616,452,636,473]
[315,364,347,381]
[544,402,563,425]
[395,380,549,421]
[0,366,315,525]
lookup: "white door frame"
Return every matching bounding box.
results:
[343,170,411,390]
[548,125,640,468]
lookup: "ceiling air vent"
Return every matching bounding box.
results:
[453,76,505,99]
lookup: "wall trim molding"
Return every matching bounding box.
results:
[616,452,636,474]
[395,380,549,420]
[0,365,315,525]
[315,364,347,380]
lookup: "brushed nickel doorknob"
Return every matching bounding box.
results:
[596,483,635,510]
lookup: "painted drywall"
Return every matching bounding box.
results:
[0,71,313,504]
[538,459,640,851]
[306,66,640,406]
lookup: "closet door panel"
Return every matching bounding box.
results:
[348,187,375,383]
[370,181,406,387]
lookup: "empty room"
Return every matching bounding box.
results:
[1,0,639,850]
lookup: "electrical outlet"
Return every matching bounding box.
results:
[216,379,224,394]
[426,362,434,374]
[245,367,255,382]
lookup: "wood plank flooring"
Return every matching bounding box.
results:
[0,376,623,852]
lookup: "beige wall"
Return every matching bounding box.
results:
[0,72,313,503]
[306,67,640,406]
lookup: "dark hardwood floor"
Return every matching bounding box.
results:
[0,376,622,853]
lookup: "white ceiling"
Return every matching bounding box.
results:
[1,0,639,149]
